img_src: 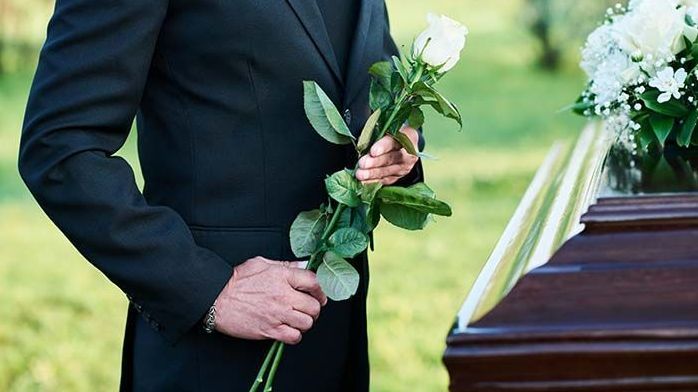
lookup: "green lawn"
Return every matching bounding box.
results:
[0,0,586,390]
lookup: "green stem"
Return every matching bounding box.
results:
[257,201,347,391]
[249,341,281,392]
[263,343,286,392]
[377,63,424,140]
[307,203,346,271]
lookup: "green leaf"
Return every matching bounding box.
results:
[380,203,430,230]
[303,81,355,145]
[679,110,698,147]
[413,82,462,128]
[369,61,393,89]
[378,182,453,231]
[377,183,452,216]
[289,210,328,258]
[635,121,656,151]
[317,251,360,301]
[369,80,392,111]
[392,55,410,83]
[640,90,689,117]
[649,113,675,147]
[359,182,383,204]
[328,228,369,258]
[357,109,381,153]
[392,131,418,156]
[390,72,405,96]
[325,169,361,207]
[407,108,425,129]
[570,95,594,116]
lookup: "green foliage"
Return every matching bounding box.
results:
[369,61,394,89]
[649,114,674,147]
[358,109,381,154]
[378,183,451,230]
[303,81,355,145]
[679,110,698,147]
[392,130,418,155]
[317,251,360,301]
[369,80,392,112]
[413,82,463,128]
[328,228,369,258]
[290,210,328,258]
[378,183,452,216]
[640,91,689,118]
[325,170,362,208]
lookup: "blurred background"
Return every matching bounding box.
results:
[0,0,614,390]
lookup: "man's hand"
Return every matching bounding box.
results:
[213,257,328,345]
[355,126,419,185]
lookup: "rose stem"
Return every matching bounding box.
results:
[263,343,286,392]
[249,341,281,392]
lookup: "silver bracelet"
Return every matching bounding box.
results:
[203,303,216,334]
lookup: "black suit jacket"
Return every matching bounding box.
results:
[19,0,423,390]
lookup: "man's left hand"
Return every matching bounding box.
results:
[355,126,419,185]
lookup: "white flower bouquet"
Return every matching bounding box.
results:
[574,0,698,150]
[249,13,467,392]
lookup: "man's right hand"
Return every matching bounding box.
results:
[212,257,328,345]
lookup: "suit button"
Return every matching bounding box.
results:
[343,109,352,126]
[134,303,143,313]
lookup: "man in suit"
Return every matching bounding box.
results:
[19,0,423,390]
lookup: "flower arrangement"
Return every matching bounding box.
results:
[249,13,468,392]
[573,0,698,151]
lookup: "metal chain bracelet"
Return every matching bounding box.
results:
[203,303,216,334]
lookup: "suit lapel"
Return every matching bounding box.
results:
[344,0,376,105]
[285,0,343,85]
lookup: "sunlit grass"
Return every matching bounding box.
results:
[0,0,586,390]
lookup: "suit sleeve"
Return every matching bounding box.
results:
[382,3,425,186]
[18,0,233,344]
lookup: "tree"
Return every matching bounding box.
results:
[524,0,618,71]
[0,0,53,74]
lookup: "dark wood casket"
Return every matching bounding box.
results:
[443,123,698,391]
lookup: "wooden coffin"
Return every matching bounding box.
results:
[444,122,698,391]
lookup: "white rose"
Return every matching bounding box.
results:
[612,0,686,62]
[413,13,468,73]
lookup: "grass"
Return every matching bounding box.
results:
[0,0,587,390]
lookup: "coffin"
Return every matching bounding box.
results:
[443,122,698,391]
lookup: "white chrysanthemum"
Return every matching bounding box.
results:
[649,66,688,103]
[581,24,616,78]
[589,51,640,106]
[612,0,686,67]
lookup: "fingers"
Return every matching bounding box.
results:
[356,164,412,182]
[358,151,403,170]
[287,269,328,306]
[357,131,419,183]
[270,324,303,345]
[380,176,401,186]
[370,135,401,157]
[281,309,315,332]
[289,291,322,320]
